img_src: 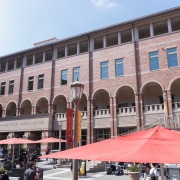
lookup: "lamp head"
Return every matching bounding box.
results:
[70,81,84,103]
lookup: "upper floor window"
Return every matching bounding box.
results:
[101,61,108,79]
[73,67,80,82]
[61,69,68,85]
[8,60,15,71]
[0,82,6,96]
[1,62,6,72]
[28,76,34,91]
[38,74,44,89]
[149,51,160,71]
[166,47,178,68]
[8,80,14,94]
[115,58,124,76]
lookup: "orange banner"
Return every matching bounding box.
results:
[66,108,73,148]
[78,110,82,143]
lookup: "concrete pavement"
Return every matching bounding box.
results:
[37,160,138,180]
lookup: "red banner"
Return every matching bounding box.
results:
[66,108,73,148]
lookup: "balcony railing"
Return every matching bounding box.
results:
[143,104,164,114]
[117,106,136,116]
[173,102,180,111]
[55,111,88,121]
[93,109,110,117]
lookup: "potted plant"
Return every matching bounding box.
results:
[128,164,141,180]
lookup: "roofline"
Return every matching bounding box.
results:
[0,6,180,59]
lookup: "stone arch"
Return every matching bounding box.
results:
[141,81,164,105]
[79,93,88,111]
[140,80,164,94]
[53,95,67,113]
[116,85,135,108]
[35,97,48,114]
[92,89,110,109]
[21,99,32,115]
[6,101,17,116]
[114,84,136,97]
[169,77,180,105]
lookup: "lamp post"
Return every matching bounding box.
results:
[70,81,84,180]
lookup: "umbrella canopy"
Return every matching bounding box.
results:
[40,126,180,164]
[35,137,67,143]
[0,137,35,145]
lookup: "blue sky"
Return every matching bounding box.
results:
[0,0,179,56]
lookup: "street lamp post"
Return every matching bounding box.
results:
[70,81,84,180]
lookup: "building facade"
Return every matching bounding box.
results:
[0,7,180,151]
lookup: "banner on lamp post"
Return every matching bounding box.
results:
[66,108,73,148]
[78,110,82,143]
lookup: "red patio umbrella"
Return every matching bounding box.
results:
[40,126,180,164]
[35,137,67,143]
[0,138,35,167]
[0,138,35,145]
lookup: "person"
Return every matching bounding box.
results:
[146,163,159,180]
[24,162,38,180]
[45,147,50,161]
[0,147,3,157]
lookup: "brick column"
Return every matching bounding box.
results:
[2,109,6,117]
[32,106,35,115]
[113,96,118,137]
[109,97,114,138]
[164,90,174,128]
[135,93,144,128]
[16,108,20,116]
[87,99,94,144]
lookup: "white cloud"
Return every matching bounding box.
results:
[91,0,117,9]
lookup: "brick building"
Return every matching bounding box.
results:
[0,7,180,151]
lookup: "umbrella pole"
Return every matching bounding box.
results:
[160,163,164,180]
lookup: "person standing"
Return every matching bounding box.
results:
[45,147,50,162]
[146,163,159,180]
[24,162,38,180]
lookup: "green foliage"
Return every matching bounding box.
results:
[0,167,6,174]
[128,164,141,172]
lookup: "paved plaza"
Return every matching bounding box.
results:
[38,160,151,180]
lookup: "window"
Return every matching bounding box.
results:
[8,80,14,94]
[16,58,23,68]
[38,74,44,89]
[0,82,6,95]
[28,76,34,91]
[26,55,33,66]
[149,51,160,71]
[73,67,80,82]
[115,58,124,76]
[61,69,68,85]
[167,47,178,68]
[8,60,15,71]
[95,128,110,142]
[101,61,108,79]
[0,62,6,72]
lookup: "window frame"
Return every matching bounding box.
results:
[100,61,109,79]
[166,47,178,68]
[0,82,6,96]
[37,74,44,90]
[28,76,34,91]
[8,80,14,94]
[61,69,68,85]
[115,58,124,77]
[73,67,80,82]
[149,51,160,71]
